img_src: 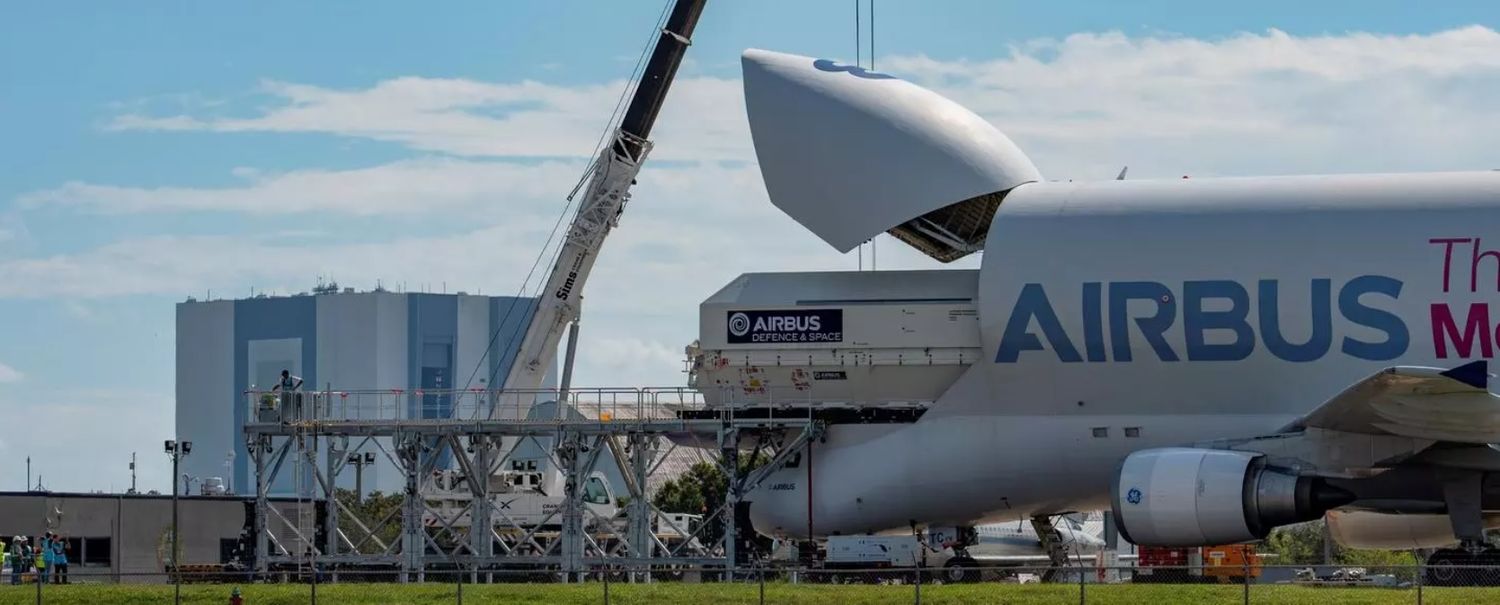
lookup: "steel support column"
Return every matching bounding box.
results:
[720,425,740,570]
[398,433,425,582]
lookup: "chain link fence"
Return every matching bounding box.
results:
[3,563,1500,604]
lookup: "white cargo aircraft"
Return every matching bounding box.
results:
[686,49,1500,577]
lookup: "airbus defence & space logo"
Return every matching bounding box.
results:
[727,309,843,344]
[729,312,752,338]
[1126,488,1143,505]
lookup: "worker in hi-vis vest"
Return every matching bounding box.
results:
[9,536,26,585]
[34,535,47,584]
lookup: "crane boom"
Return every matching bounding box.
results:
[496,0,707,405]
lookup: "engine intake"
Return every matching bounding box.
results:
[1112,448,1353,546]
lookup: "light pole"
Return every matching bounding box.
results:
[223,451,236,495]
[165,439,192,604]
[348,451,375,502]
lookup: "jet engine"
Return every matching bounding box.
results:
[1112,448,1354,546]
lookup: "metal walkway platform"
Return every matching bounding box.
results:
[243,386,822,581]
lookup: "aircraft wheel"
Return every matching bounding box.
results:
[942,557,980,583]
[1427,549,1462,586]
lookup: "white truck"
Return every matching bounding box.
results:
[768,533,968,584]
[422,467,620,532]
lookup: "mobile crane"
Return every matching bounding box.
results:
[449,0,708,572]
[496,2,705,403]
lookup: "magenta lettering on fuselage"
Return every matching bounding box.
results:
[1429,237,1500,359]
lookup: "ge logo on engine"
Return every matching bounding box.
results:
[728,312,751,337]
[1126,488,1143,505]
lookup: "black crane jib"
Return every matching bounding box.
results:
[613,0,707,160]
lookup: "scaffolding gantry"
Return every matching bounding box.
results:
[242,386,821,580]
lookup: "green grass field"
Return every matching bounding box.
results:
[0,582,1496,605]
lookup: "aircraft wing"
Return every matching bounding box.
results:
[1284,360,1497,443]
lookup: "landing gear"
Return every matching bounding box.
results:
[1426,546,1500,586]
[941,556,980,584]
[1430,471,1500,586]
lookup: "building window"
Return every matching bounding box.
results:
[1125,427,1142,438]
[1091,427,1108,438]
[81,537,111,566]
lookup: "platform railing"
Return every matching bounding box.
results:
[242,386,716,425]
[243,383,933,426]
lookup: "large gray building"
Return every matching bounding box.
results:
[174,288,543,496]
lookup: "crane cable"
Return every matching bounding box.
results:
[856,0,877,271]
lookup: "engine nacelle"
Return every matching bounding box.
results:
[1112,448,1353,546]
[1326,511,1500,550]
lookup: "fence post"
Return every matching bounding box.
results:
[913,566,921,605]
[1416,560,1423,605]
[1241,549,1249,605]
[457,568,464,605]
[603,567,610,605]
[759,567,765,605]
[34,569,40,605]
[1079,560,1086,605]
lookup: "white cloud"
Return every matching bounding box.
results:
[0,161,883,295]
[97,26,1500,185]
[109,76,752,162]
[882,26,1500,177]
[578,337,689,386]
[0,362,22,383]
[19,158,587,216]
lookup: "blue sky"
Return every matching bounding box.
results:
[2,1,1499,492]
